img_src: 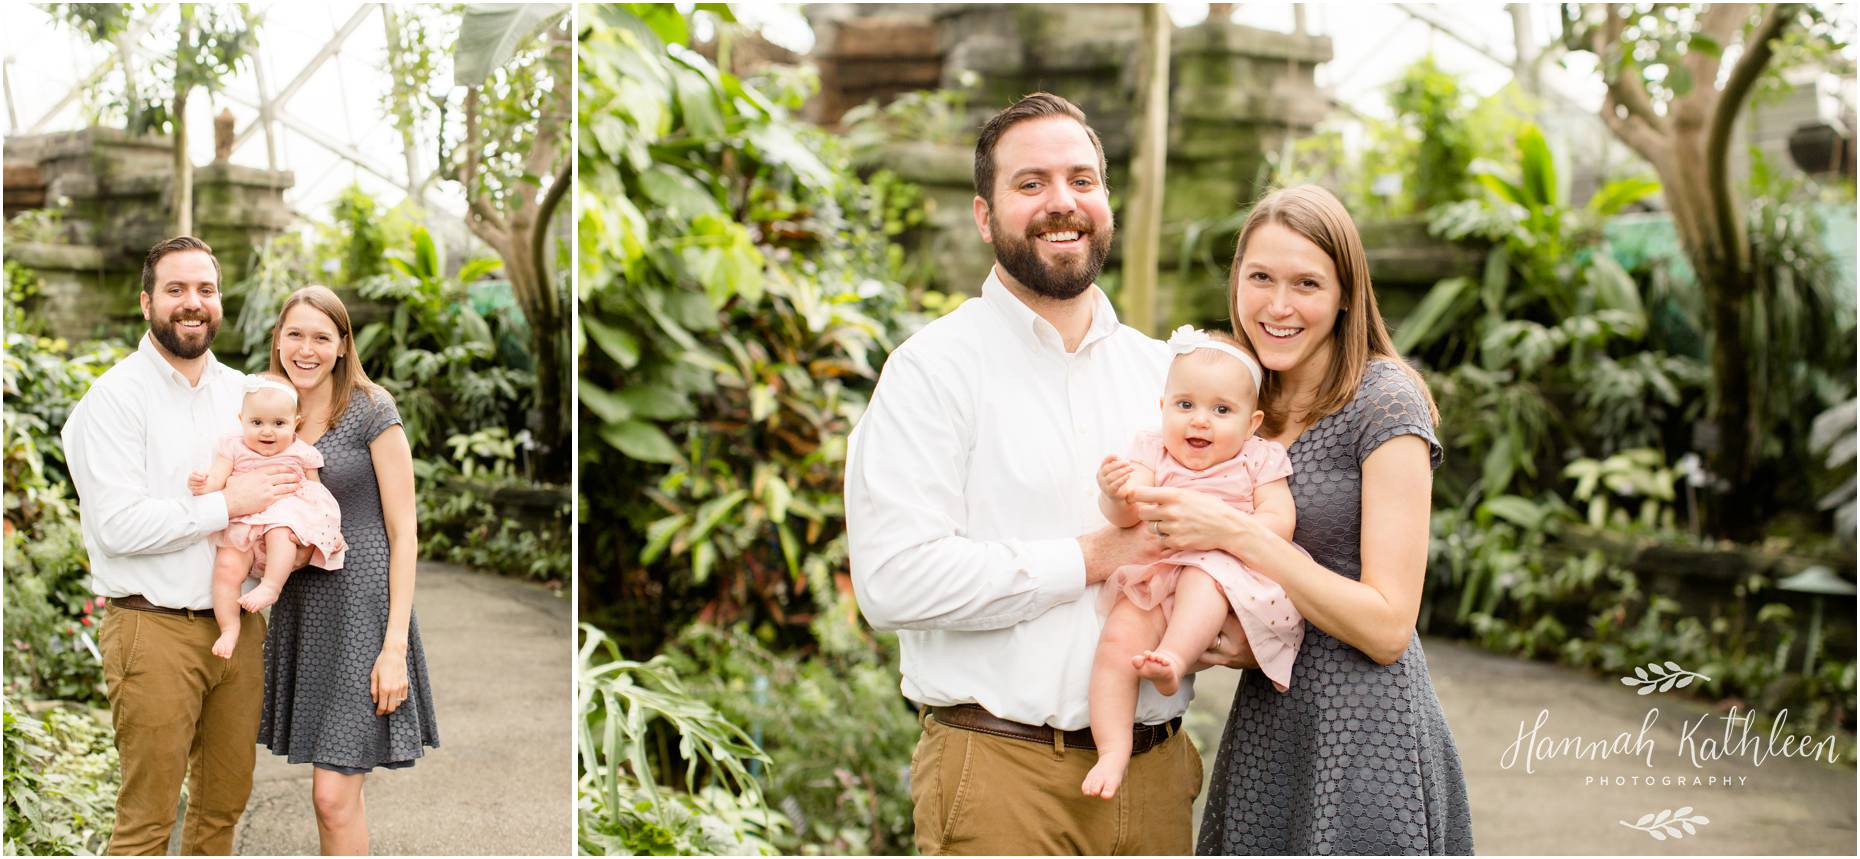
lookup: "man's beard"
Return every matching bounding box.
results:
[151,311,219,359]
[990,209,1113,301]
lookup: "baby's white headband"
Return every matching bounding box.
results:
[1167,325,1263,392]
[242,374,298,404]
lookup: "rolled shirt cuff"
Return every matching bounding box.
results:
[195,491,230,534]
[1023,536,1088,608]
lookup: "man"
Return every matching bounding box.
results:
[846,93,1202,855]
[63,236,298,855]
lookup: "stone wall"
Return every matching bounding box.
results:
[804,4,1333,332]
[4,126,293,339]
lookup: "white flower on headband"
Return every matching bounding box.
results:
[243,374,299,403]
[1166,325,1263,392]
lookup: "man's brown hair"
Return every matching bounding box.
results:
[973,92,1109,204]
[141,236,221,294]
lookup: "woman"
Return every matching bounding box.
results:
[259,285,439,854]
[1133,186,1473,854]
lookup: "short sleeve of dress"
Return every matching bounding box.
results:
[288,439,325,470]
[360,388,404,443]
[1243,436,1295,486]
[216,432,248,462]
[1355,360,1444,470]
[1124,429,1168,471]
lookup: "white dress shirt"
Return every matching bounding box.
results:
[846,269,1184,730]
[62,334,246,609]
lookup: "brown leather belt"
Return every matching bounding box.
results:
[109,594,214,620]
[926,704,1182,755]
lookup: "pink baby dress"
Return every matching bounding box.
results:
[218,433,346,574]
[1100,430,1307,691]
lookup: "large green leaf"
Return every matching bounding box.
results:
[1394,276,1472,354]
[453,4,568,86]
[602,420,680,464]
[1517,124,1557,210]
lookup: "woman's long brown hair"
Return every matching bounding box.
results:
[267,285,381,430]
[1228,185,1438,437]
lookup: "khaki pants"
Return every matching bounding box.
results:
[99,607,265,856]
[909,713,1203,855]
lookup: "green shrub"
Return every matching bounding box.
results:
[577,4,922,652]
[576,625,787,855]
[3,322,126,705]
[662,624,918,855]
[3,693,119,856]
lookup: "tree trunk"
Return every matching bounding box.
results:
[172,8,193,237]
[1120,3,1170,336]
[173,86,192,236]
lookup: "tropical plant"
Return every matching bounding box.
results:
[451,5,573,477]
[3,695,119,856]
[1405,123,1682,508]
[577,3,919,653]
[576,624,787,856]
[355,226,532,465]
[661,625,918,854]
[1559,3,1851,500]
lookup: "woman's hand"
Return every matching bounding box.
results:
[1192,612,1260,672]
[371,644,410,716]
[1128,484,1275,559]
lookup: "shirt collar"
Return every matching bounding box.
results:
[980,267,1122,355]
[139,332,223,391]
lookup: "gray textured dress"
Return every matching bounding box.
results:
[260,387,439,771]
[1197,360,1473,855]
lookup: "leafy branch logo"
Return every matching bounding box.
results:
[1619,807,1709,840]
[1620,661,1710,695]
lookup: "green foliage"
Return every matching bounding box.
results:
[3,315,126,705]
[576,624,787,856]
[1407,123,1690,510]
[578,3,920,651]
[329,183,393,285]
[1386,56,1479,211]
[1428,496,1856,738]
[356,226,534,464]
[661,624,917,854]
[3,695,119,856]
[412,457,569,583]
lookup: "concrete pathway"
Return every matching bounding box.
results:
[1186,636,1856,855]
[234,562,574,856]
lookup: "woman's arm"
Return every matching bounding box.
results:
[1130,434,1432,665]
[369,423,418,714]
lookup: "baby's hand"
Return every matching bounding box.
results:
[1098,455,1134,500]
[187,471,209,496]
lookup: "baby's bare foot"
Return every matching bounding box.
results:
[1081,757,1126,799]
[1134,649,1185,696]
[212,630,238,659]
[238,583,279,613]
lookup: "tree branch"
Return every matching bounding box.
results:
[1705,3,1797,276]
[1600,92,1668,166]
[1675,3,1755,130]
[459,87,510,239]
[1596,8,1668,134]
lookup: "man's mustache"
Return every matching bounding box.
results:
[1024,214,1096,238]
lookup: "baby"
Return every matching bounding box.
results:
[189,374,345,658]
[1081,326,1306,799]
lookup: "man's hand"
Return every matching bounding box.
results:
[222,466,299,516]
[187,471,209,496]
[1077,521,1166,585]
